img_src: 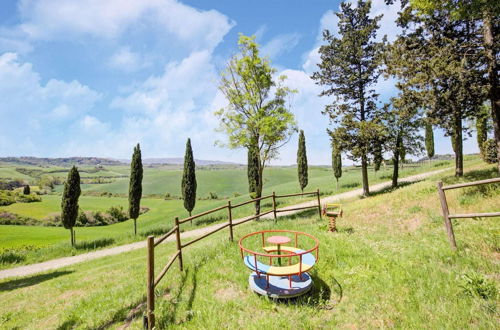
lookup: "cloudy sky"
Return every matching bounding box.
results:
[0,0,479,165]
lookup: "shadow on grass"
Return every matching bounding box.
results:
[274,273,343,309]
[139,226,173,238]
[443,166,499,184]
[368,180,416,198]
[74,238,115,250]
[0,270,73,292]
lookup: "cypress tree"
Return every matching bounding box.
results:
[23,185,30,195]
[61,166,81,246]
[332,143,342,189]
[476,107,489,158]
[182,138,197,217]
[373,142,383,173]
[128,143,143,235]
[297,130,308,193]
[247,139,261,214]
[425,121,435,164]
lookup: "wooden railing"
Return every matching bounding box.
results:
[437,177,500,250]
[144,189,322,329]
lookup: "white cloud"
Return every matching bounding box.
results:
[0,52,102,156]
[261,33,301,59]
[16,0,234,51]
[108,47,150,73]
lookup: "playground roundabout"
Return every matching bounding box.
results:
[239,229,319,298]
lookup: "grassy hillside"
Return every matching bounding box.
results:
[0,157,479,267]
[0,164,497,329]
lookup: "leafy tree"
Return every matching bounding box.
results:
[312,0,386,197]
[128,143,143,235]
[386,2,485,177]
[216,34,297,214]
[332,142,342,189]
[61,166,80,246]
[425,120,435,163]
[297,130,308,192]
[182,138,197,217]
[410,0,500,173]
[23,185,30,195]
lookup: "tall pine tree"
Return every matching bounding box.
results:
[128,143,143,235]
[312,0,386,197]
[182,138,197,217]
[425,121,435,163]
[297,130,308,193]
[476,105,490,159]
[61,166,80,246]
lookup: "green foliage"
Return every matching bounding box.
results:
[128,144,143,221]
[312,0,386,196]
[247,140,260,199]
[23,185,30,195]
[482,139,498,164]
[61,166,81,245]
[216,34,297,208]
[373,141,383,172]
[332,142,342,186]
[459,272,497,300]
[297,130,308,192]
[425,121,435,159]
[61,166,81,230]
[181,138,197,215]
[476,105,491,159]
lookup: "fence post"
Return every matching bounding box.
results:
[146,236,155,329]
[272,191,277,222]
[175,217,184,271]
[228,201,234,242]
[316,189,322,219]
[437,181,457,250]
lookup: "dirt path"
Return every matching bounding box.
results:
[0,167,450,280]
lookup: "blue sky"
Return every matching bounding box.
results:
[0,0,479,165]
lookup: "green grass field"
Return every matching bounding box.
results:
[0,157,481,267]
[0,164,497,329]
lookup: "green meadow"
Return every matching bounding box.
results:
[0,164,497,329]
[0,158,479,268]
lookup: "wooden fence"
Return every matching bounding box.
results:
[144,189,322,329]
[437,177,500,250]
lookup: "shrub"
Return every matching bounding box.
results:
[107,206,128,222]
[16,193,41,203]
[481,139,498,164]
[0,191,15,206]
[208,192,218,200]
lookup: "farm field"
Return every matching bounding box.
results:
[0,157,481,268]
[0,164,497,329]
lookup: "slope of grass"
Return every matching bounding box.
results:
[0,164,497,329]
[0,157,480,267]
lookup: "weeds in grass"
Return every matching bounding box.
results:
[459,272,497,300]
[74,238,115,250]
[139,226,173,238]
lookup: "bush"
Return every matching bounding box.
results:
[16,193,42,203]
[107,206,128,222]
[482,139,498,164]
[208,192,218,200]
[0,191,16,206]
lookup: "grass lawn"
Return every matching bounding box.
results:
[0,157,481,267]
[0,164,497,329]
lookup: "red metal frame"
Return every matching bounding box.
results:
[239,229,320,288]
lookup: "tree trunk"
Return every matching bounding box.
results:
[336,178,339,190]
[483,13,500,173]
[254,165,263,217]
[361,154,369,197]
[454,117,464,177]
[70,227,74,247]
[134,219,137,235]
[392,134,402,188]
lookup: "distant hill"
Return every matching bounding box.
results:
[0,156,240,167]
[118,158,240,166]
[0,157,124,167]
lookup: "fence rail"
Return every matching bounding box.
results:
[437,177,500,250]
[144,189,322,329]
